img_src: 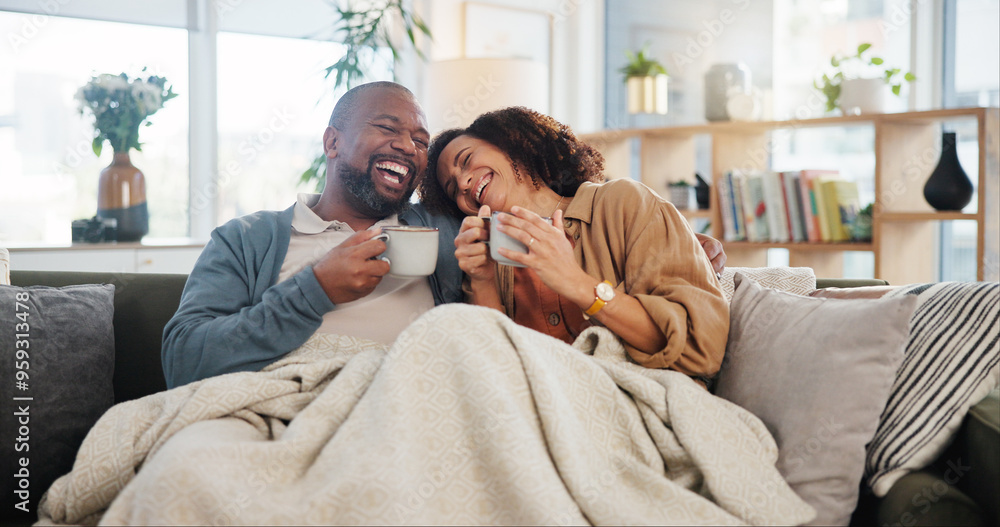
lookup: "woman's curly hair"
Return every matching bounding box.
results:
[417,106,605,218]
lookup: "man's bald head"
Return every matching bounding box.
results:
[328,81,419,129]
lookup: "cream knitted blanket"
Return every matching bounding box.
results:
[39,304,813,526]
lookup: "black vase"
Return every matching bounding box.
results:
[923,132,974,211]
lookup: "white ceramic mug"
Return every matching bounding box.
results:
[375,226,439,277]
[486,211,552,268]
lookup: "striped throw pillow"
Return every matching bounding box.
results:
[865,281,999,496]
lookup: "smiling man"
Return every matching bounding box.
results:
[161,82,463,388]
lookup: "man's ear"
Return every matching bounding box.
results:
[323,126,338,160]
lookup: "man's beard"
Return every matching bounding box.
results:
[341,158,414,217]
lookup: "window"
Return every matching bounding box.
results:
[0,0,363,246]
[0,13,188,244]
[215,33,343,222]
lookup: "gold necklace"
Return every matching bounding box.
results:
[551,196,565,217]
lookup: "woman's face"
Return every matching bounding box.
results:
[436,134,534,216]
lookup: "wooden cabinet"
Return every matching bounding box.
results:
[580,108,998,284]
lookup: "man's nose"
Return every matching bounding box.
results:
[391,133,417,155]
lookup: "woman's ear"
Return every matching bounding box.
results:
[323,126,338,160]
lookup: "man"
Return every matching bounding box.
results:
[162,81,726,389]
[162,82,463,388]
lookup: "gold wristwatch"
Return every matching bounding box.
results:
[584,281,615,316]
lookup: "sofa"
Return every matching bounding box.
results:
[2,269,996,526]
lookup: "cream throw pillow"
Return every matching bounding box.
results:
[718,265,816,302]
[0,248,10,285]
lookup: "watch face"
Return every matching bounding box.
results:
[596,282,615,301]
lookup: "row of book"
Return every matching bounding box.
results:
[717,169,864,243]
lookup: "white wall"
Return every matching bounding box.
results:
[402,0,605,133]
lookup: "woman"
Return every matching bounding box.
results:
[418,107,728,383]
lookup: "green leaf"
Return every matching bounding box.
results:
[904,72,917,82]
[857,42,872,54]
[92,137,103,157]
[892,84,901,96]
[871,57,884,65]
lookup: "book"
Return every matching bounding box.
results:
[820,179,862,242]
[729,170,748,242]
[743,172,769,242]
[717,172,739,241]
[781,171,807,242]
[798,170,839,242]
[761,170,790,242]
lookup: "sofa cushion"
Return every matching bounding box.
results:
[865,282,999,497]
[718,265,816,302]
[0,247,9,285]
[963,388,999,527]
[0,283,115,522]
[714,273,917,526]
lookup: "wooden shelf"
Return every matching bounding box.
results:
[726,241,874,251]
[580,107,999,284]
[879,212,979,222]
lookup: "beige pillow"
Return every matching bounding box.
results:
[718,265,816,302]
[0,248,9,285]
[714,273,917,526]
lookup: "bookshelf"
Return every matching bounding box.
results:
[580,107,999,285]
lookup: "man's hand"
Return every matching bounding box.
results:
[312,229,391,304]
[695,232,726,276]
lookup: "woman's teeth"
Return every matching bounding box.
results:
[475,174,491,202]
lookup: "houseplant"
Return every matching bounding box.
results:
[76,70,177,241]
[299,0,432,191]
[814,43,915,114]
[620,45,668,114]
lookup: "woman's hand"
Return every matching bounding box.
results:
[455,205,495,283]
[494,206,590,297]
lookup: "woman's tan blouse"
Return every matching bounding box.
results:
[496,179,729,378]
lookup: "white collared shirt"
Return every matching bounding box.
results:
[277,193,434,345]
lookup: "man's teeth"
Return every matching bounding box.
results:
[375,161,408,181]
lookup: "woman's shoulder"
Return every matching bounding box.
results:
[586,178,667,207]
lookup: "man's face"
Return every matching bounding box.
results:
[331,88,430,217]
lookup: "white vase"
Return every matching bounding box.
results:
[626,74,668,114]
[838,78,887,115]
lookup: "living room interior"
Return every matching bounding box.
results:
[1,2,998,527]
[1,0,997,284]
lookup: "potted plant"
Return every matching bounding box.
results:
[299,0,432,191]
[620,45,668,115]
[850,202,873,242]
[666,180,695,210]
[814,43,915,114]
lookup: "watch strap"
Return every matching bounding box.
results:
[584,281,613,316]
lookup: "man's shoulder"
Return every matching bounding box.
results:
[214,206,294,239]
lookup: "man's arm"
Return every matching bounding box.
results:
[161,227,334,389]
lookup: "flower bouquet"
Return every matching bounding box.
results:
[75,70,176,242]
[76,70,177,156]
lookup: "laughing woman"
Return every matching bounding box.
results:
[417,106,729,385]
